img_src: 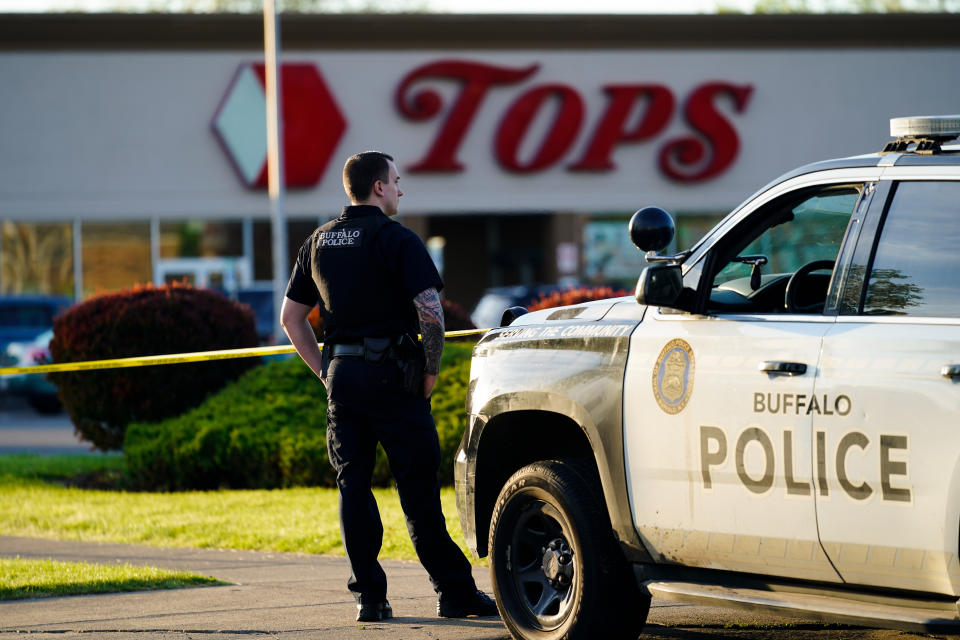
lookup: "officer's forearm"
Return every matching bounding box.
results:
[413,287,444,375]
[287,319,324,380]
[281,298,324,380]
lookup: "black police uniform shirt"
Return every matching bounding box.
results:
[284,205,443,345]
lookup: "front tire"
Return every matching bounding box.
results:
[488,459,649,640]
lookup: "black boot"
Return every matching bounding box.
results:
[437,590,499,618]
[357,600,393,622]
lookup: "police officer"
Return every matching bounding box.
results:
[280,151,498,623]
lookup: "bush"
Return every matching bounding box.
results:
[124,356,332,491]
[306,305,324,339]
[49,283,259,452]
[123,341,476,491]
[441,298,476,331]
[527,286,630,312]
[431,342,473,480]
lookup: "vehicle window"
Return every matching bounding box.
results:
[863,181,960,317]
[713,191,857,287]
[704,187,859,314]
[0,305,56,327]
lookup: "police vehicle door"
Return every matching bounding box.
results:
[815,178,960,595]
[624,181,869,581]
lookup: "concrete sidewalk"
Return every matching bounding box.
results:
[0,536,817,640]
[0,536,848,640]
[0,536,510,640]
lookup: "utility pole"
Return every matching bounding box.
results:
[264,0,288,344]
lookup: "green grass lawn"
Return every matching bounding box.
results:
[0,452,125,487]
[0,454,482,565]
[0,556,225,600]
[0,453,125,479]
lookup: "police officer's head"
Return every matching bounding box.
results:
[343,151,403,216]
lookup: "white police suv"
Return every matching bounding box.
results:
[457,116,960,640]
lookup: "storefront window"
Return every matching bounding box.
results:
[583,217,644,286]
[81,222,151,297]
[676,213,726,253]
[583,212,725,287]
[0,221,74,296]
[253,219,319,282]
[160,220,243,258]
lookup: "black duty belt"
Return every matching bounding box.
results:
[329,337,417,365]
[330,344,365,358]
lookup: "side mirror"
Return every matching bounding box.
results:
[629,206,675,253]
[636,264,682,307]
[500,306,528,327]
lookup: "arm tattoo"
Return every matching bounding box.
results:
[413,287,444,375]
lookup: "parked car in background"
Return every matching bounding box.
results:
[1,329,61,413]
[0,295,70,354]
[0,296,69,413]
[236,287,274,343]
[470,285,574,330]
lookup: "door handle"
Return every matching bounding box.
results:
[760,361,807,376]
[942,364,960,379]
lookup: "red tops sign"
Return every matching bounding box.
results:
[215,59,752,189]
[396,59,753,183]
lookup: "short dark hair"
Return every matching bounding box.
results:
[342,151,394,202]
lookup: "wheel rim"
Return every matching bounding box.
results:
[507,499,576,630]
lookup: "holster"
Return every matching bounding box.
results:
[395,334,425,396]
[320,344,331,378]
[362,337,393,367]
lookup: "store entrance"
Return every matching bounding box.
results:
[156,257,251,296]
[427,214,551,312]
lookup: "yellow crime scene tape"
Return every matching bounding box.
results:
[0,328,489,377]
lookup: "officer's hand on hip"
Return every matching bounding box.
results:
[423,373,437,399]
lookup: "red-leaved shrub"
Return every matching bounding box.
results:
[306,305,324,340]
[527,286,630,312]
[442,298,476,331]
[48,283,259,451]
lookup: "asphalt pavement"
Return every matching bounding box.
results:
[0,395,92,455]
[0,535,820,640]
[0,396,905,640]
[0,535,509,640]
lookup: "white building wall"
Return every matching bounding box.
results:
[2,48,959,221]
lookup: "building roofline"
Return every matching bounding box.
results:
[2,12,960,50]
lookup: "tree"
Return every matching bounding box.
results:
[131,0,428,12]
[719,0,958,12]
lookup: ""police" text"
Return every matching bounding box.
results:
[699,425,911,503]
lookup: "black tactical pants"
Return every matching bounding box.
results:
[324,355,477,604]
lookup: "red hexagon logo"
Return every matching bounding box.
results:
[212,62,347,189]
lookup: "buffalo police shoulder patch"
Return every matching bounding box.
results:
[317,227,363,249]
[652,338,695,415]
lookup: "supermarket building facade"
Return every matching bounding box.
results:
[2,12,959,325]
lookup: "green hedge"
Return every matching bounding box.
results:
[124,341,475,491]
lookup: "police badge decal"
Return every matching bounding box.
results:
[652,338,695,414]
